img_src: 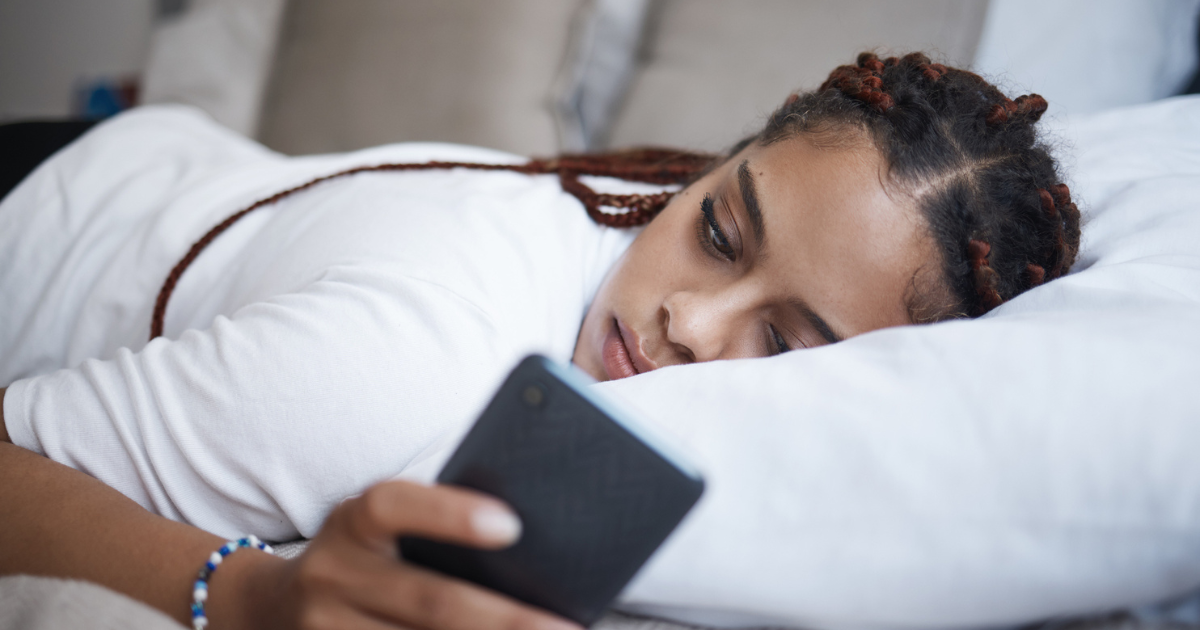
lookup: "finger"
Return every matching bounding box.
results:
[294,600,418,630]
[345,480,522,550]
[348,553,581,630]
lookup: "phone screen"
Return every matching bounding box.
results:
[399,355,704,626]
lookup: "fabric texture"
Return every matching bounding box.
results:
[141,0,287,137]
[0,575,184,630]
[606,0,988,152]
[258,0,579,156]
[0,104,637,542]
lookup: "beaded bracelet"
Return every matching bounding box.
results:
[191,535,274,630]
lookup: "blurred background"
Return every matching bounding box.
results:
[2,0,1199,157]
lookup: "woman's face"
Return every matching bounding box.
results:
[572,132,939,381]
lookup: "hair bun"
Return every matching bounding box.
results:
[987,94,1049,126]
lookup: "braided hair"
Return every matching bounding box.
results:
[150,150,714,338]
[744,51,1080,319]
[152,51,1079,338]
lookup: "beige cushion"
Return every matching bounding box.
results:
[142,0,287,137]
[259,0,578,156]
[255,1,988,156]
[607,0,988,152]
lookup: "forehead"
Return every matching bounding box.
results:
[736,135,934,333]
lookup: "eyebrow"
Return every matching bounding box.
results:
[737,160,766,249]
[738,160,844,345]
[790,300,846,345]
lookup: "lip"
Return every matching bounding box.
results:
[600,317,656,381]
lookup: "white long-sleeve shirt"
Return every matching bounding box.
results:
[0,105,637,540]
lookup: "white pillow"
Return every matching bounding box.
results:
[594,96,1200,629]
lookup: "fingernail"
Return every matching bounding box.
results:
[471,506,522,543]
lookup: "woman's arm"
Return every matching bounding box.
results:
[9,271,511,541]
[0,440,579,630]
[0,440,251,626]
[0,440,284,628]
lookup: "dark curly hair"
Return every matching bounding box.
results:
[733,51,1081,320]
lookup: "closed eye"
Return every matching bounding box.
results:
[768,324,792,355]
[699,193,735,260]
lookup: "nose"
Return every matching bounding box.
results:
[662,288,742,364]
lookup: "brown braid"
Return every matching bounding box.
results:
[1045,183,1082,278]
[967,239,1003,313]
[756,51,1082,319]
[149,149,714,339]
[819,53,896,113]
[986,94,1050,126]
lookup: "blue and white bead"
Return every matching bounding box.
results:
[191,536,274,630]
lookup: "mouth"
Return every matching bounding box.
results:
[600,317,654,381]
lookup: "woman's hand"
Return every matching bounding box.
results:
[0,440,580,630]
[247,480,582,630]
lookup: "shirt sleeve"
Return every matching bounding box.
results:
[5,265,510,541]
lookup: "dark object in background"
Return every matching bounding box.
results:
[1186,8,1200,95]
[0,121,97,203]
[400,356,704,627]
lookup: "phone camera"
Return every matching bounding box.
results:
[522,383,547,408]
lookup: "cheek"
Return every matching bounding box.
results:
[590,184,707,322]
[608,217,690,307]
[593,241,651,317]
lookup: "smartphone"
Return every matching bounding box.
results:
[399,355,705,626]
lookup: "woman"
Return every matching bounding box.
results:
[0,53,1080,629]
